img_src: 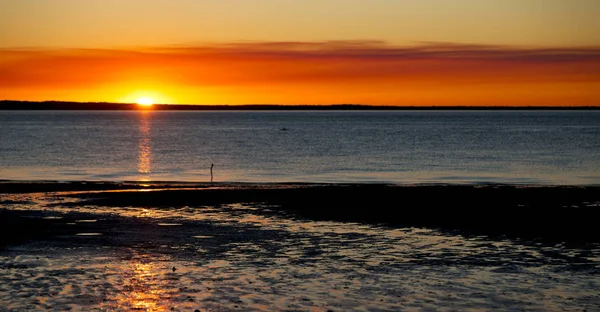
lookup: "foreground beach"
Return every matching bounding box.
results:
[2,182,600,311]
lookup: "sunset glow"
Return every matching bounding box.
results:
[3,2,600,311]
[136,97,154,107]
[1,0,599,106]
[2,43,599,106]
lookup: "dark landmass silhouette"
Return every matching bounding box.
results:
[2,182,600,244]
[1,100,598,110]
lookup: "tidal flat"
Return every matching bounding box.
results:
[1,182,600,311]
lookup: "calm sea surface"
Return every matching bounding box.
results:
[1,110,599,185]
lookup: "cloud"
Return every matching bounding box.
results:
[1,41,599,105]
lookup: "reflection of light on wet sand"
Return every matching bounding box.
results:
[138,112,152,181]
[114,260,171,311]
[5,191,600,311]
[138,208,157,218]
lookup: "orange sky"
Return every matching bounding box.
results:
[2,1,600,106]
[2,42,599,106]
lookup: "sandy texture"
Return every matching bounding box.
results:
[1,184,600,311]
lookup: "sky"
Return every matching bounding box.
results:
[1,0,599,106]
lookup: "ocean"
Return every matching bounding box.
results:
[1,110,599,185]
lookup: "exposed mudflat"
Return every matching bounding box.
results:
[1,183,600,311]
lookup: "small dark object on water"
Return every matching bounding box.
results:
[210,163,214,183]
[280,127,288,131]
[172,267,176,272]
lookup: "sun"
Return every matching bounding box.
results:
[136,97,154,107]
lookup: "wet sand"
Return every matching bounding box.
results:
[1,182,600,311]
[60,182,600,242]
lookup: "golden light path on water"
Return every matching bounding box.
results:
[138,112,152,181]
[113,260,170,311]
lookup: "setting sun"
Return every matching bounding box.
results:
[136,97,154,106]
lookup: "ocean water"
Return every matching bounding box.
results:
[1,110,599,185]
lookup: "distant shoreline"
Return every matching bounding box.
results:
[1,100,599,110]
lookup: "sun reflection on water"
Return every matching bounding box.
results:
[138,112,152,181]
[114,260,171,311]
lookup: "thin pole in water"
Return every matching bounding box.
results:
[210,163,214,182]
